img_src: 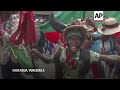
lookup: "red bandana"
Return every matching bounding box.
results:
[66,50,77,70]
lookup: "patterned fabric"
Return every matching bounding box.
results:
[44,40,54,55]
[0,32,10,65]
[91,32,115,54]
[59,47,100,79]
[90,31,116,79]
[5,14,19,35]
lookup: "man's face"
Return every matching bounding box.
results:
[67,35,82,53]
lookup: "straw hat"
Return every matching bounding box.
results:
[98,18,120,35]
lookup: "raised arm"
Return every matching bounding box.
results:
[31,45,62,64]
[99,54,120,63]
[31,48,53,64]
[90,50,120,63]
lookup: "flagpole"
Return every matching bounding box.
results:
[30,43,38,79]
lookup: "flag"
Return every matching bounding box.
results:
[9,11,36,45]
[39,11,85,33]
[11,46,33,69]
[44,31,60,44]
[39,11,85,45]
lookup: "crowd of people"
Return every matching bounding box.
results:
[1,11,120,79]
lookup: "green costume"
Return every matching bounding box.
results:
[52,25,101,79]
[56,47,100,79]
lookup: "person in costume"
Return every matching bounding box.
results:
[83,18,120,79]
[110,20,120,79]
[48,14,103,79]
[0,11,25,79]
[31,19,120,79]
